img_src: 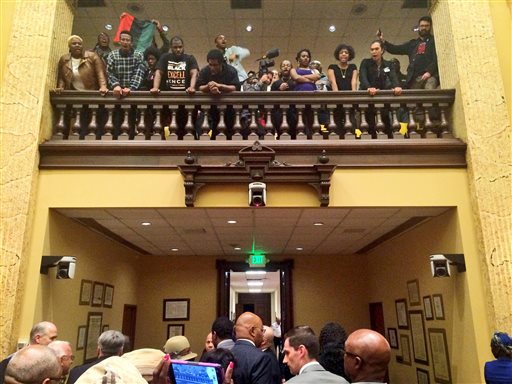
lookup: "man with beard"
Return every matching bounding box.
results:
[271,60,297,138]
[151,36,198,138]
[378,16,439,89]
[214,34,250,83]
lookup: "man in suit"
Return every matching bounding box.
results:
[231,312,276,384]
[261,325,282,384]
[283,326,349,383]
[67,330,124,384]
[343,329,391,383]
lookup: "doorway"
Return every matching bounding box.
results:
[122,304,137,352]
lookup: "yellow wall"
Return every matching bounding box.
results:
[0,0,16,78]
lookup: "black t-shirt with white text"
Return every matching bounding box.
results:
[156,53,198,91]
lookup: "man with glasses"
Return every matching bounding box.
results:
[4,345,62,384]
[48,340,74,383]
[282,326,349,383]
[343,329,391,383]
[231,312,276,384]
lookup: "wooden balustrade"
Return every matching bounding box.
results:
[50,89,455,141]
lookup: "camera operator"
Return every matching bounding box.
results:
[271,60,297,138]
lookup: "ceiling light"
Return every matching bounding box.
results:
[245,270,266,276]
[162,25,169,32]
[249,288,261,293]
[227,220,237,224]
[171,248,179,252]
[141,222,151,226]
[296,247,304,251]
[328,25,336,32]
[246,25,253,32]
[247,281,263,286]
[234,247,242,251]
[313,222,324,226]
[105,24,113,30]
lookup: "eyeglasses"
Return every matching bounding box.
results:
[344,350,365,364]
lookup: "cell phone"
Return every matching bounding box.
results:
[168,360,224,384]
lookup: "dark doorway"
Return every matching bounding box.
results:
[236,292,271,325]
[369,302,385,335]
[216,259,294,334]
[122,304,137,352]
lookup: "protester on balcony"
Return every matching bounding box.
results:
[151,19,170,55]
[89,32,112,67]
[141,46,160,91]
[271,59,297,139]
[215,34,250,83]
[240,71,272,138]
[196,49,240,139]
[378,15,439,89]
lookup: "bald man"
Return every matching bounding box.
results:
[261,326,282,383]
[5,345,61,384]
[343,329,391,383]
[48,340,75,379]
[231,312,276,384]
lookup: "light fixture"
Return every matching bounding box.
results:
[105,24,113,30]
[249,288,261,293]
[296,247,304,251]
[227,220,237,224]
[246,24,253,32]
[245,270,266,276]
[247,281,263,287]
[234,246,242,251]
[328,25,336,32]
[141,222,151,226]
[162,25,169,32]
[313,222,324,226]
[170,248,179,252]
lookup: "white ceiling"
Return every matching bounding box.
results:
[72,0,430,70]
[230,270,280,293]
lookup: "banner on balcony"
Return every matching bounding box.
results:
[114,12,156,53]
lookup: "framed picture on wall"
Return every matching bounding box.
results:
[399,334,412,365]
[423,295,434,320]
[103,284,114,308]
[395,299,409,329]
[76,325,86,350]
[428,328,452,384]
[163,299,190,321]
[79,280,92,306]
[91,282,104,307]
[388,328,398,349]
[432,294,445,320]
[407,279,421,306]
[417,368,430,384]
[409,310,429,365]
[167,324,185,338]
[84,312,102,363]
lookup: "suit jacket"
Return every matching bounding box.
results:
[66,356,110,384]
[263,348,282,384]
[231,339,274,384]
[286,362,349,384]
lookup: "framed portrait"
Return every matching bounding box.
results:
[388,328,398,349]
[423,295,434,320]
[163,299,190,321]
[76,325,87,350]
[167,324,185,338]
[395,299,409,329]
[432,294,445,320]
[409,310,429,365]
[102,324,109,332]
[84,312,102,363]
[79,279,92,305]
[428,328,452,384]
[103,284,114,308]
[407,279,421,306]
[399,334,412,365]
[417,368,430,384]
[91,282,104,307]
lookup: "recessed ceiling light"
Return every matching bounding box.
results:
[234,247,242,251]
[246,25,253,32]
[245,270,266,276]
[227,220,237,224]
[162,25,169,32]
[105,24,113,30]
[141,222,151,226]
[313,222,324,226]
[170,248,179,252]
[328,25,336,32]
[249,288,261,293]
[247,281,263,286]
[296,247,304,251]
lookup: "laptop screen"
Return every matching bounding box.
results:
[170,360,222,384]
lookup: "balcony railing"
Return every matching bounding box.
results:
[49,89,455,141]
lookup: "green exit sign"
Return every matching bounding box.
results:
[249,254,266,267]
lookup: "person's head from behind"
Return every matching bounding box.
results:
[283,326,318,375]
[30,321,58,346]
[343,329,391,383]
[5,345,61,384]
[234,312,265,348]
[98,330,125,357]
[47,340,74,376]
[206,49,225,76]
[211,316,234,347]
[334,44,355,63]
[144,46,160,69]
[490,331,512,359]
[170,36,185,57]
[418,15,432,37]
[201,348,235,371]
[164,335,198,361]
[319,322,347,352]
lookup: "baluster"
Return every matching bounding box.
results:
[423,103,436,138]
[280,106,291,140]
[216,107,227,140]
[312,106,322,140]
[167,107,178,140]
[183,106,195,141]
[439,103,452,138]
[390,104,402,139]
[200,109,210,140]
[232,106,243,140]
[296,106,306,140]
[53,104,66,140]
[117,105,130,140]
[248,106,258,141]
[134,105,146,140]
[344,105,355,140]
[375,104,387,139]
[264,107,273,140]
[359,104,371,140]
[102,105,114,139]
[84,104,97,140]
[68,104,81,140]
[407,104,420,139]
[327,105,337,140]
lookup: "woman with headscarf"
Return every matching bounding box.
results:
[484,331,512,384]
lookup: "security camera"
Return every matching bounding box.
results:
[249,182,266,207]
[430,253,466,277]
[40,256,76,279]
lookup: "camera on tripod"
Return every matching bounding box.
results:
[257,48,280,77]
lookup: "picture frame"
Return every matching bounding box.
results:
[409,310,429,365]
[103,284,114,308]
[407,279,421,306]
[102,324,109,332]
[167,324,185,338]
[423,295,434,320]
[84,312,102,363]
[91,282,104,307]
[163,299,190,321]
[417,368,430,384]
[432,294,445,320]
[76,325,87,350]
[428,328,452,384]
[79,279,93,306]
[388,328,398,349]
[395,299,409,329]
[399,334,412,365]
